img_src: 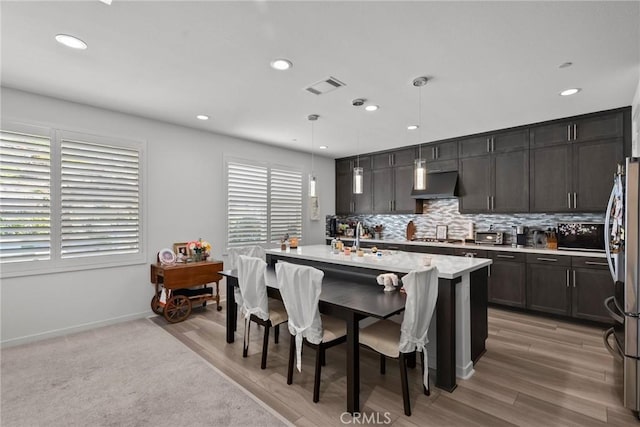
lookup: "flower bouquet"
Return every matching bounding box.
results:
[188,238,211,262]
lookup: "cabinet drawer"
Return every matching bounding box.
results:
[489,251,526,263]
[526,253,571,266]
[408,245,454,255]
[453,248,488,258]
[572,256,609,269]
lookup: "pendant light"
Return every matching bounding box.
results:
[308,114,319,197]
[412,77,428,191]
[352,98,365,194]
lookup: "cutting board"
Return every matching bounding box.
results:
[406,221,416,241]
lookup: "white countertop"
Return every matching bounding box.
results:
[329,237,606,258]
[266,244,492,280]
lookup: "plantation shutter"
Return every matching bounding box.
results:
[227,162,268,246]
[60,137,140,258]
[270,168,302,242]
[0,130,51,263]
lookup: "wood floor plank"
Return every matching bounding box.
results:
[155,304,634,426]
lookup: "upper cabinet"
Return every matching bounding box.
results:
[529,110,625,213]
[335,156,372,215]
[458,129,529,213]
[371,148,416,214]
[425,140,458,162]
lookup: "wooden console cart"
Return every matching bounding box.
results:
[150,260,223,323]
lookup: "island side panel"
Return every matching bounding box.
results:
[470,267,489,364]
[437,276,459,392]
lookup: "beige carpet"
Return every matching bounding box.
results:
[1,318,290,427]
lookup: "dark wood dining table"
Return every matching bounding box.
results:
[221,267,407,414]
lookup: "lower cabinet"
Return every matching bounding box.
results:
[526,255,572,316]
[410,245,455,255]
[488,252,526,308]
[572,258,614,323]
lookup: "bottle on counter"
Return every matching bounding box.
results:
[330,238,338,254]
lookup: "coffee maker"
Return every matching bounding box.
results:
[513,225,527,248]
[328,218,338,237]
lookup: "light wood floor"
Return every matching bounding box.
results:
[154,302,638,426]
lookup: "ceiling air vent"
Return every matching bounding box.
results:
[304,76,346,95]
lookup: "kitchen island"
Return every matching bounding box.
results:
[265,245,492,398]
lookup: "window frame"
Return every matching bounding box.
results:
[1,121,147,278]
[225,157,303,248]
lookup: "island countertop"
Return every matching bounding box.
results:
[265,244,492,280]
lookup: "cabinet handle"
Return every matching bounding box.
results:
[567,125,571,141]
[436,146,440,158]
[392,153,395,165]
[487,196,491,210]
[492,196,495,210]
[566,269,570,287]
[567,193,571,209]
[491,137,495,152]
[488,265,491,277]
[573,269,576,288]
[389,200,392,211]
[392,200,395,211]
[487,139,491,152]
[585,261,608,266]
[573,124,577,141]
[537,257,558,262]
[432,147,436,159]
[573,192,577,209]
[497,254,515,259]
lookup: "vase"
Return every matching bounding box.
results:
[193,252,203,262]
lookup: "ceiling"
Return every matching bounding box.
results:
[1,1,639,159]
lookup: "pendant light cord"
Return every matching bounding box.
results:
[418,83,423,158]
[311,120,315,173]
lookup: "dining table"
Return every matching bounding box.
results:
[223,244,491,414]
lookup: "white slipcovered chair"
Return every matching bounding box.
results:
[359,266,439,416]
[237,255,288,369]
[227,246,265,306]
[275,261,347,403]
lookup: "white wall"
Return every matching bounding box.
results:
[0,87,335,345]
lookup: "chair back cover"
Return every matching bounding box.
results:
[399,266,439,388]
[227,246,265,307]
[275,262,324,372]
[237,255,269,322]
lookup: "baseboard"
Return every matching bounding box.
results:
[1,310,153,348]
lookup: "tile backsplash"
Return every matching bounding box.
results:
[328,199,605,246]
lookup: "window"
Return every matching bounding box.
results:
[226,160,302,247]
[0,123,145,277]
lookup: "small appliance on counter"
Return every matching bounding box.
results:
[557,222,605,252]
[512,225,528,248]
[474,231,504,245]
[328,218,338,237]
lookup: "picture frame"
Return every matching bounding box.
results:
[436,225,448,240]
[173,242,189,257]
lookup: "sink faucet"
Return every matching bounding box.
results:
[355,222,363,250]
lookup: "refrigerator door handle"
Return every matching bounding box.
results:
[603,327,623,361]
[604,296,624,324]
[604,182,617,281]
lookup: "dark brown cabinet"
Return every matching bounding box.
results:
[571,257,614,323]
[426,140,458,162]
[409,245,454,255]
[526,254,572,316]
[459,129,528,158]
[459,147,529,213]
[335,156,372,214]
[530,111,625,213]
[487,252,526,308]
[371,148,416,214]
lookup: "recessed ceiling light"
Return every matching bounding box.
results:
[55,34,87,50]
[365,105,379,112]
[196,115,209,120]
[270,59,292,71]
[407,125,419,130]
[560,88,581,96]
[99,0,112,5]
[319,145,328,150]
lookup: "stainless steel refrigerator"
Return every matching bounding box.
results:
[604,157,640,415]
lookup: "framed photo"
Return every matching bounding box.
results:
[436,225,448,240]
[173,242,189,257]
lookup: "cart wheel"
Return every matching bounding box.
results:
[164,295,192,323]
[217,305,223,311]
[150,295,164,315]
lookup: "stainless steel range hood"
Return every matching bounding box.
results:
[410,171,458,199]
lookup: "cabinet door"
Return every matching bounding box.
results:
[336,158,353,174]
[529,145,572,212]
[372,153,392,170]
[392,147,417,167]
[530,122,571,148]
[493,149,529,212]
[488,260,526,308]
[572,267,614,323]
[526,263,571,316]
[574,112,624,143]
[492,129,529,153]
[372,168,393,213]
[459,155,491,212]
[429,141,458,161]
[573,138,623,212]
[335,173,353,214]
[353,169,372,214]
[459,135,490,158]
[394,164,415,213]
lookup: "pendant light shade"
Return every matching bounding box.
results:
[414,158,427,190]
[308,114,319,197]
[412,77,429,191]
[353,166,364,194]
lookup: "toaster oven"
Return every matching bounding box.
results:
[475,231,504,245]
